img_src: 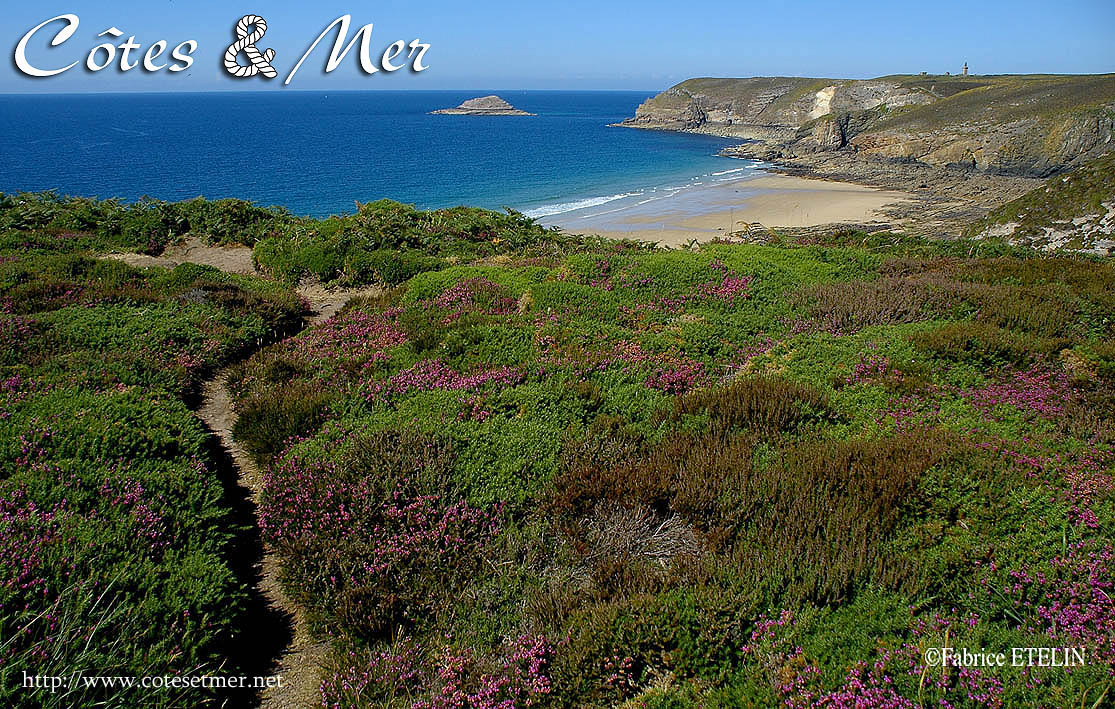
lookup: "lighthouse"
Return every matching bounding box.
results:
[963,62,969,76]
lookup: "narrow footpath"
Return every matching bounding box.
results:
[106,243,379,708]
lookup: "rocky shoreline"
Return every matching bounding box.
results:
[614,74,1114,238]
[720,144,1043,239]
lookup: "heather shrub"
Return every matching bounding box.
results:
[958,256,1115,318]
[669,375,832,436]
[908,320,1063,366]
[1079,340,1115,381]
[232,381,341,462]
[550,430,757,553]
[789,274,959,333]
[558,414,647,471]
[729,431,952,604]
[321,634,555,709]
[969,284,1083,339]
[550,585,750,706]
[0,391,246,708]
[887,443,1057,599]
[0,251,304,706]
[6,198,1103,707]
[260,430,501,639]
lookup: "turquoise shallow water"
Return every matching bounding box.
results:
[0,90,758,219]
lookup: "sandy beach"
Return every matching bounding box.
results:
[546,172,912,246]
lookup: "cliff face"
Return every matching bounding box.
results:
[621,77,933,139]
[620,74,1115,177]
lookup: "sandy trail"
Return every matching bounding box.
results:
[106,238,378,708]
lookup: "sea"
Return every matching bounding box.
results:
[0,91,760,224]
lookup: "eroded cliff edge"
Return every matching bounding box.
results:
[618,74,1115,177]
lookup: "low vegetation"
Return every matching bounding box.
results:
[0,211,304,707]
[2,189,1113,708]
[229,236,1114,706]
[1,192,650,288]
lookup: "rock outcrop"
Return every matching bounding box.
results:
[431,95,534,116]
[966,151,1115,255]
[618,74,1115,178]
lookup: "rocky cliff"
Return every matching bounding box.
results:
[619,74,1115,177]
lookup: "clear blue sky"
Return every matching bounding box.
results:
[3,0,1113,92]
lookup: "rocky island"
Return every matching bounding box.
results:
[430,95,534,115]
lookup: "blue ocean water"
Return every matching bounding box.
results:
[0,91,755,220]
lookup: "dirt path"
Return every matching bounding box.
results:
[103,240,382,324]
[107,240,378,708]
[199,374,328,709]
[105,236,258,274]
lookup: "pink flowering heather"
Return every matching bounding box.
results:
[321,635,553,709]
[621,260,753,314]
[98,474,168,550]
[965,365,1075,419]
[260,447,501,637]
[1062,449,1114,529]
[0,314,35,353]
[428,278,517,323]
[0,374,33,419]
[879,392,942,430]
[1034,543,1115,672]
[696,259,753,304]
[845,354,902,386]
[364,358,525,403]
[990,542,1115,673]
[458,394,492,422]
[537,336,711,395]
[742,609,1007,708]
[412,635,553,709]
[728,337,776,370]
[601,654,637,694]
[0,490,80,668]
[645,359,708,395]
[289,308,408,363]
[319,638,425,706]
[970,438,1112,529]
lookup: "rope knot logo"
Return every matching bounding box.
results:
[223,14,276,79]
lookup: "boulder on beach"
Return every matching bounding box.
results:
[430,95,535,116]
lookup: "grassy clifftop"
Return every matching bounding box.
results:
[869,74,1115,130]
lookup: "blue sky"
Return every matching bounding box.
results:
[3,0,1113,92]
